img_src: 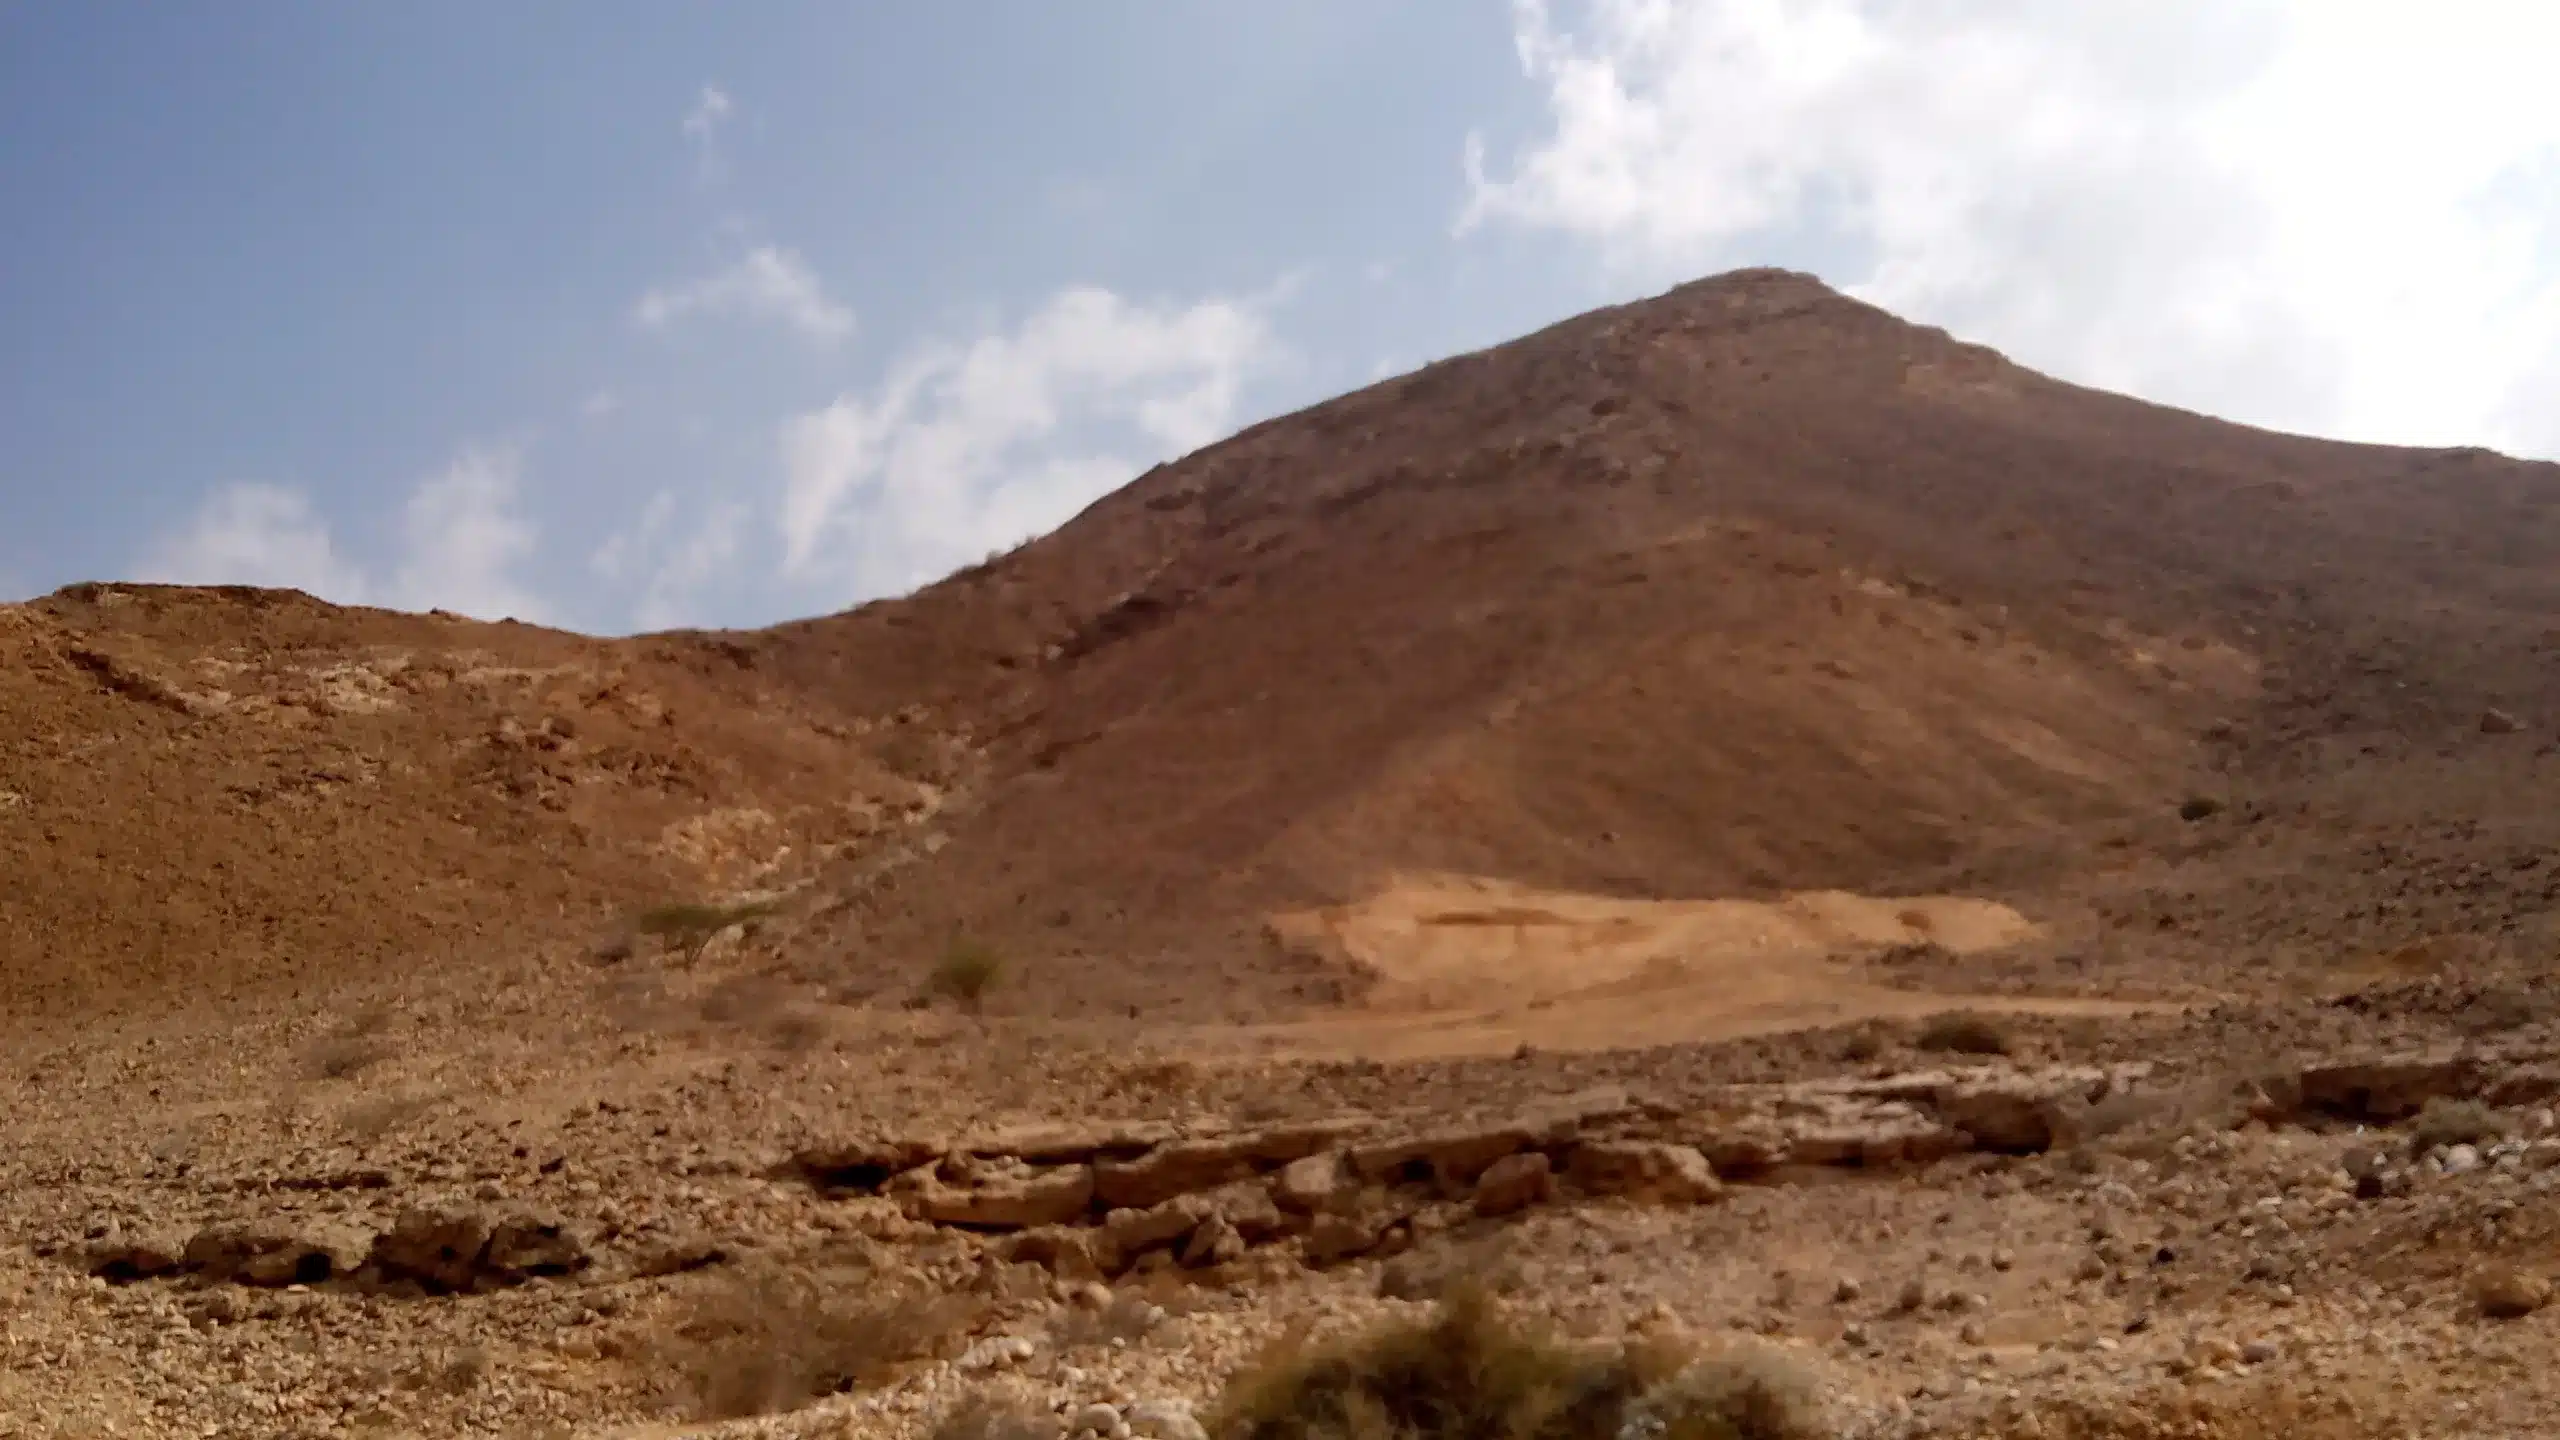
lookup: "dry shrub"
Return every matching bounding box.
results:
[636,899,780,966]
[339,1090,439,1144]
[932,1392,1058,1440]
[651,1266,985,1421]
[2408,1097,2507,1154]
[301,1006,396,1081]
[1915,1011,2010,1057]
[1211,1286,1830,1440]
[698,971,797,1027]
[410,1345,491,1396]
[1048,1291,1170,1351]
[927,938,1005,1010]
[1376,1238,1527,1304]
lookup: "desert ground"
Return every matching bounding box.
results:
[7,270,2560,1438]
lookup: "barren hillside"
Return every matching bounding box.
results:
[746,269,2560,1015]
[0,585,934,1015]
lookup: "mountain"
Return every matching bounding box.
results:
[9,269,2558,1022]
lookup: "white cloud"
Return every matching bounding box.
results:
[779,285,1274,596]
[681,85,733,144]
[138,449,548,623]
[634,246,854,345]
[681,84,734,181]
[1465,0,2560,457]
[390,447,546,622]
[136,483,371,604]
[590,490,745,632]
[581,389,621,420]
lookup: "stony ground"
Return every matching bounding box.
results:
[9,926,2560,1440]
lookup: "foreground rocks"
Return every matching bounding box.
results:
[82,1205,591,1293]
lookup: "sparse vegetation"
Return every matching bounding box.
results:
[300,1005,396,1081]
[926,937,1005,1011]
[2407,1096,2507,1154]
[651,1266,984,1420]
[339,1090,440,1144]
[634,898,781,966]
[931,1393,1058,1440]
[1211,1286,1830,1440]
[1915,1010,2011,1057]
[1048,1290,1172,1351]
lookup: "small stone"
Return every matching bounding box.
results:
[1841,1323,1870,1350]
[958,1334,1038,1371]
[1833,1276,1862,1304]
[1471,1152,1554,1217]
[1074,1282,1113,1312]
[2482,707,2523,735]
[2475,1267,2551,1319]
[1959,1320,1986,1347]
[2241,1339,2278,1365]
[2443,1144,2482,1176]
[1894,1279,1928,1313]
[1071,1402,1123,1437]
[1989,1249,2015,1273]
[1126,1399,1206,1440]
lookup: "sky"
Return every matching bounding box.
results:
[3,2,2556,633]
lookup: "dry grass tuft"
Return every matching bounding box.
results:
[926,938,1005,1011]
[1211,1285,1830,1440]
[301,1005,396,1081]
[339,1090,440,1144]
[650,1265,986,1420]
[636,898,781,966]
[1047,1290,1169,1352]
[2407,1097,2507,1154]
[930,1392,1058,1440]
[1914,1011,2011,1057]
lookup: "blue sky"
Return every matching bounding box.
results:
[5,3,2556,632]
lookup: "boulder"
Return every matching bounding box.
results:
[1008,1226,1120,1282]
[1103,1195,1213,1256]
[1566,1141,1722,1203]
[482,1213,590,1281]
[367,1208,496,1293]
[1472,1152,1554,1217]
[916,1164,1096,1229]
[1199,1180,1287,1240]
[1096,1138,1257,1209]
[961,1121,1174,1164]
[1179,1213,1246,1268]
[788,1135,948,1192]
[2296,1055,2482,1123]
[82,1229,189,1283]
[1933,1083,2064,1154]
[182,1221,368,1288]
[1271,1152,1354,1214]
[1303,1211,1387,1266]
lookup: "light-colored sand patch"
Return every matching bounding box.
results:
[1240,873,2165,1063]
